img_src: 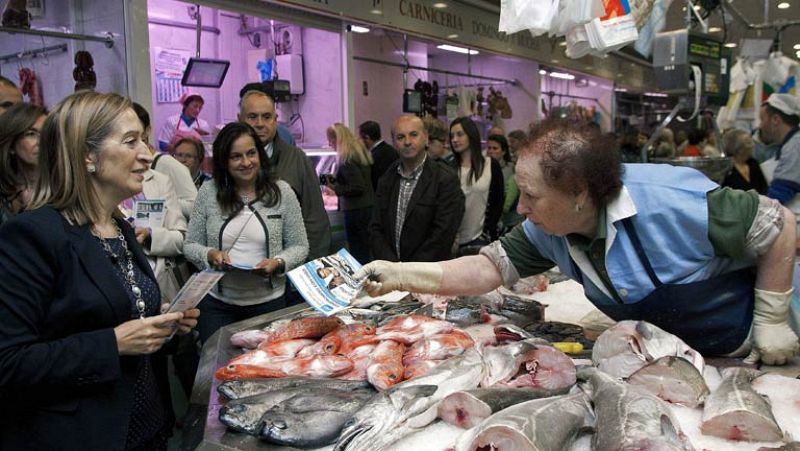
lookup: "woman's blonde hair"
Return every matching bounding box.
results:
[327,123,373,166]
[28,91,133,225]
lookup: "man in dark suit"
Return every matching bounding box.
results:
[369,115,464,262]
[359,120,399,190]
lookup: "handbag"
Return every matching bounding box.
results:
[156,255,195,303]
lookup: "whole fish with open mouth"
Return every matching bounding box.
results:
[334,384,439,451]
[217,377,371,400]
[627,355,710,408]
[457,392,593,451]
[438,386,572,429]
[258,388,375,447]
[578,366,694,451]
[218,386,313,435]
[701,367,784,442]
[592,320,704,379]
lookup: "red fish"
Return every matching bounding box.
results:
[259,338,316,358]
[296,335,342,357]
[339,343,377,381]
[366,340,406,390]
[255,316,344,351]
[376,315,454,344]
[402,329,474,365]
[300,323,376,357]
[215,354,353,381]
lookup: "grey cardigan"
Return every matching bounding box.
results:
[184,180,309,301]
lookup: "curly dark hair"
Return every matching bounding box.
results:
[521,118,623,208]
[212,122,280,215]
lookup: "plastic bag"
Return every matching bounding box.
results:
[499,0,559,36]
[550,0,604,37]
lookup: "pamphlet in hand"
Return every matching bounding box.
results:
[166,269,225,314]
[287,248,364,316]
[134,199,165,229]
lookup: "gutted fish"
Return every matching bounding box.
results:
[592,320,704,379]
[480,339,576,391]
[459,392,593,451]
[579,366,694,451]
[701,367,783,442]
[438,386,571,429]
[627,355,710,408]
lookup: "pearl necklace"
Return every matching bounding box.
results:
[94,223,147,319]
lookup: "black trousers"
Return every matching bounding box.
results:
[196,295,286,343]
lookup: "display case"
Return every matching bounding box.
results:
[180,304,313,451]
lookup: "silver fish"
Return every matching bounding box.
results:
[217,377,372,400]
[218,387,309,435]
[578,366,694,451]
[627,355,710,408]
[592,320,704,379]
[438,386,572,429]
[258,388,374,447]
[458,392,593,451]
[701,367,784,442]
[334,384,439,451]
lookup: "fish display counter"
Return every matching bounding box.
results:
[181,303,312,451]
[179,279,800,451]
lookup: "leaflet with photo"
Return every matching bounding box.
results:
[134,199,165,229]
[166,269,225,314]
[287,248,365,316]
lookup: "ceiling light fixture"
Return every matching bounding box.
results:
[437,44,479,55]
[794,43,800,50]
[349,25,370,33]
[447,33,458,39]
[724,42,738,48]
[644,92,669,97]
[539,69,547,75]
[708,26,721,33]
[432,2,448,8]
[549,71,575,80]
[778,2,791,9]
[614,87,628,92]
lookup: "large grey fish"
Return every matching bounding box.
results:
[438,386,572,429]
[217,377,372,400]
[456,392,593,451]
[627,355,710,408]
[578,366,694,451]
[258,388,375,447]
[334,384,439,451]
[218,387,310,435]
[592,320,704,379]
[701,367,784,442]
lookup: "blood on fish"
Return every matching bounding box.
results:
[728,425,745,441]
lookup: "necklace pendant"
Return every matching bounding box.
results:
[132,286,141,297]
[137,299,146,311]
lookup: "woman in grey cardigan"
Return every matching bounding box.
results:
[184,122,308,343]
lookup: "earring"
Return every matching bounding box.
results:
[87,164,96,173]
[574,203,582,213]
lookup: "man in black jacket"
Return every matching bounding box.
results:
[359,120,399,190]
[369,115,464,262]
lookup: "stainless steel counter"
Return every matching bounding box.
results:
[180,304,313,451]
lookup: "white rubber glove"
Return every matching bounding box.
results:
[745,288,800,365]
[354,260,443,297]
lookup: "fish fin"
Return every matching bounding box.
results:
[659,413,681,444]
[387,384,438,411]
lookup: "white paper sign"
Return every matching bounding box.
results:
[134,199,165,229]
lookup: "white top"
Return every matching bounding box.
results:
[212,206,276,305]
[157,114,210,148]
[457,155,492,245]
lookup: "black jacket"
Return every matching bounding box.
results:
[333,159,374,211]
[0,207,171,450]
[370,141,399,190]
[370,158,465,262]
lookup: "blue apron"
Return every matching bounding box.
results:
[592,218,755,355]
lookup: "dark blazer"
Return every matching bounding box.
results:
[0,207,171,450]
[333,159,374,211]
[370,158,465,262]
[722,158,768,195]
[485,158,505,241]
[370,141,399,190]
